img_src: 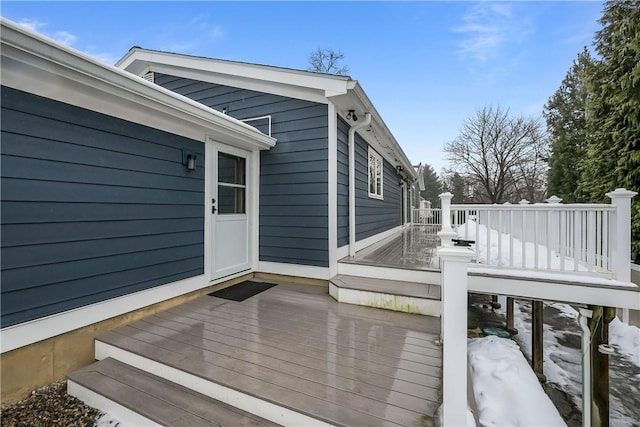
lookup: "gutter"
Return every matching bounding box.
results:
[348,112,372,257]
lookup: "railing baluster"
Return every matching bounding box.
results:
[533,210,538,269]
[521,210,526,268]
[497,210,502,266]
[509,210,514,267]
[547,211,552,269]
[573,211,581,271]
[587,210,596,271]
[560,211,566,270]
[475,211,480,264]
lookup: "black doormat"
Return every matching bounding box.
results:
[208,281,277,302]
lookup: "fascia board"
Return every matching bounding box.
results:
[331,83,417,181]
[0,19,275,151]
[147,62,331,105]
[118,48,350,102]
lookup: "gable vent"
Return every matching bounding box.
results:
[142,71,155,83]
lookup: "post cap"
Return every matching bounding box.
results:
[606,188,638,199]
[546,195,563,204]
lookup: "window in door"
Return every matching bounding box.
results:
[218,152,246,214]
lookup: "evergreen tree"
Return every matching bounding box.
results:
[580,0,640,262]
[419,164,442,207]
[450,173,469,204]
[544,48,593,202]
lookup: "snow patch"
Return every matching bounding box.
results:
[609,317,640,367]
[468,335,566,426]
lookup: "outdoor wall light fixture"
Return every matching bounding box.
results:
[187,154,197,171]
[346,110,358,122]
[183,150,197,171]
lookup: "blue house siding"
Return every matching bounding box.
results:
[337,117,350,247]
[0,86,205,328]
[154,74,330,267]
[354,134,402,241]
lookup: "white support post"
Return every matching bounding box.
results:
[607,188,637,282]
[578,307,593,427]
[438,192,458,247]
[607,188,637,325]
[438,244,475,426]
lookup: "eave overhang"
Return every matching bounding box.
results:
[116,48,416,180]
[330,82,418,181]
[0,18,276,152]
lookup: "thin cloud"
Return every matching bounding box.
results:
[15,17,120,64]
[16,18,47,32]
[157,15,224,55]
[16,18,77,46]
[453,2,530,63]
[52,30,77,46]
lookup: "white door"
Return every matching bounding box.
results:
[211,145,250,279]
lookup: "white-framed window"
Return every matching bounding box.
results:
[368,147,384,199]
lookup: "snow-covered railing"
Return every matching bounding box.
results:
[411,208,441,226]
[439,189,636,280]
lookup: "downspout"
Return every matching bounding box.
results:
[348,112,372,257]
[579,307,593,427]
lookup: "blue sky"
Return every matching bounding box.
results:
[2,1,603,172]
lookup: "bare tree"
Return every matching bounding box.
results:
[308,48,349,75]
[444,105,548,203]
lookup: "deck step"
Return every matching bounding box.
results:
[67,357,278,427]
[90,287,442,427]
[329,275,441,316]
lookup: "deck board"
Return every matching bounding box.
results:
[97,282,442,426]
[341,226,440,270]
[68,358,278,426]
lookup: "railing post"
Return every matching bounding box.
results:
[438,192,457,246]
[546,196,562,261]
[607,188,637,324]
[606,188,637,283]
[438,244,475,426]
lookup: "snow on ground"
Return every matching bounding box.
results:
[609,317,640,367]
[512,300,640,426]
[468,335,566,426]
[513,301,583,408]
[96,412,122,427]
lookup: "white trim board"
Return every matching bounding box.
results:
[257,262,330,281]
[468,273,640,310]
[329,283,441,317]
[336,225,404,260]
[0,271,250,353]
[327,102,339,279]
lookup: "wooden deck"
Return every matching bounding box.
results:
[341,226,440,271]
[91,282,442,426]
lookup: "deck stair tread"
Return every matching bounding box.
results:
[67,357,277,427]
[331,274,441,300]
[92,283,442,427]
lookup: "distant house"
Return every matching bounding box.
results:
[0,18,416,401]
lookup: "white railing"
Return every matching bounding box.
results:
[411,208,441,226]
[450,203,615,275]
[437,188,636,280]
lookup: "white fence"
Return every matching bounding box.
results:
[450,203,615,274]
[411,208,441,226]
[432,189,636,280]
